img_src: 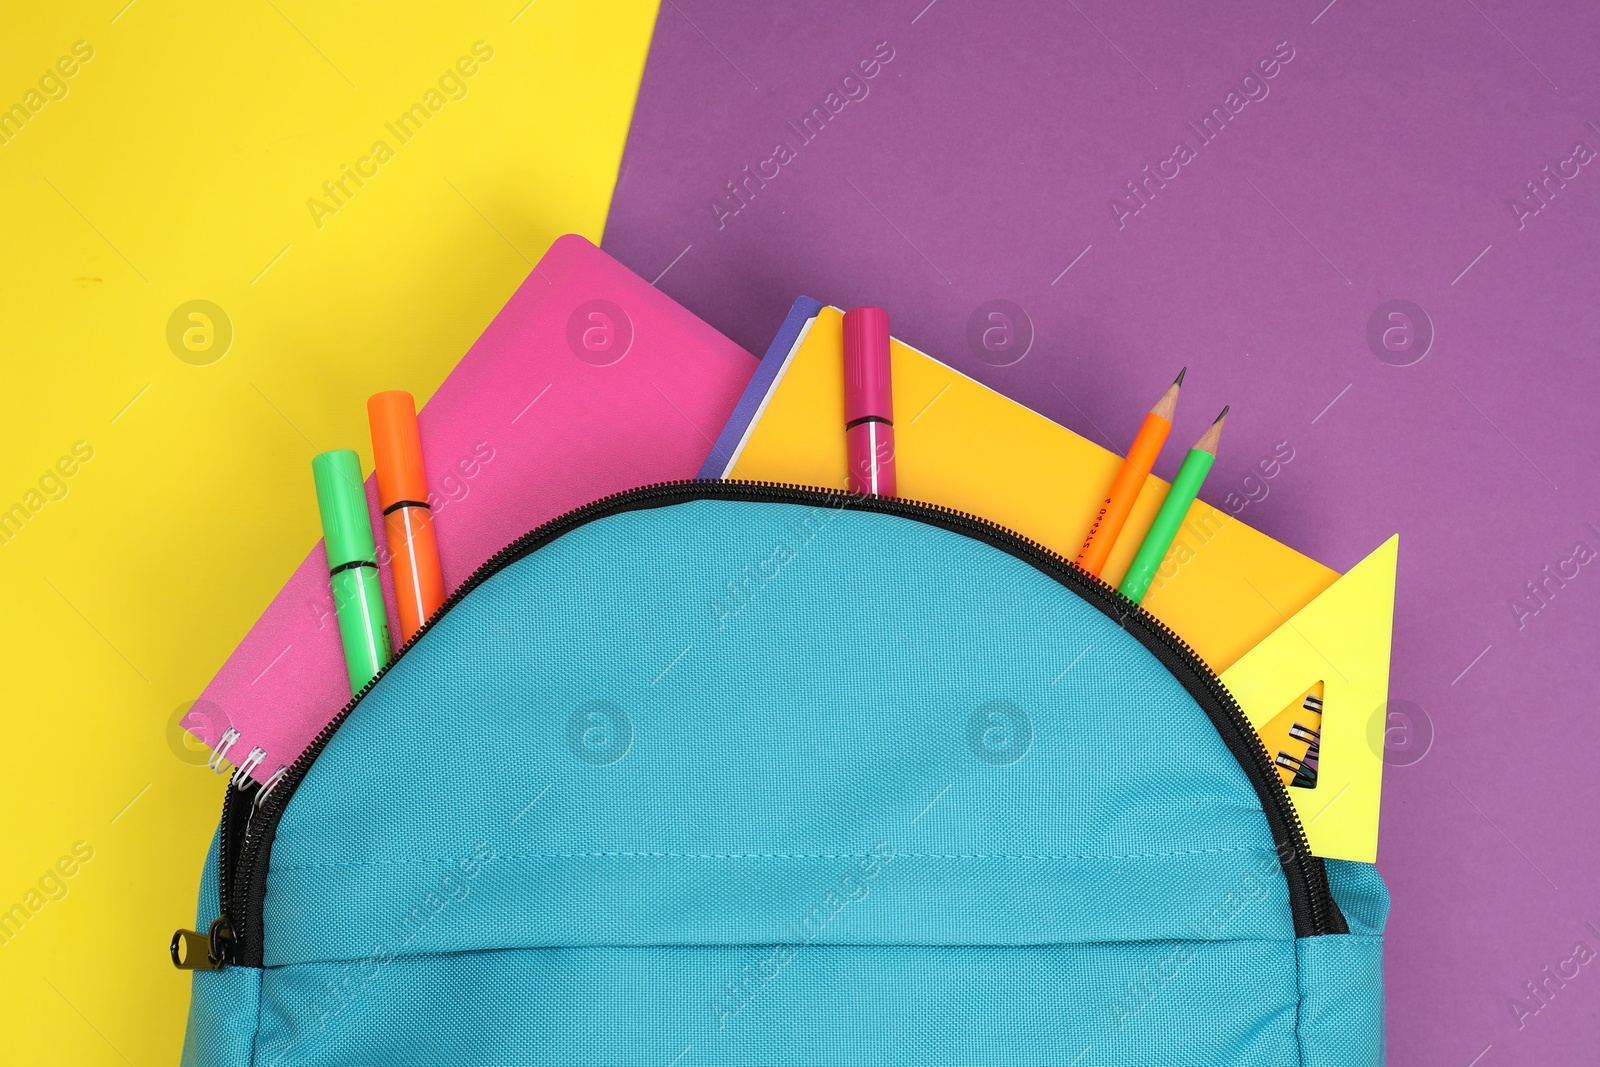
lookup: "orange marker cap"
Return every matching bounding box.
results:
[367,391,429,509]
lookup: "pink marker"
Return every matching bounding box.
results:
[843,307,896,497]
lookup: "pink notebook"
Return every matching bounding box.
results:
[187,235,755,785]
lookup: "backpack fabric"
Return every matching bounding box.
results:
[181,487,1386,1065]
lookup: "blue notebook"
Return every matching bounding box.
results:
[699,296,823,478]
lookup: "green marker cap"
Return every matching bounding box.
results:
[312,449,378,568]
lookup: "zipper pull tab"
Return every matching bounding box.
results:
[170,918,234,971]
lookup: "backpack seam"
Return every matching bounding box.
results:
[269,844,1281,872]
[246,967,266,1067]
[1294,935,1307,1067]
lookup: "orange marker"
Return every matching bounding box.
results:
[367,391,445,641]
[1076,368,1185,577]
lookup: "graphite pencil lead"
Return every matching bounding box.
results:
[1194,407,1229,455]
[1151,371,1185,421]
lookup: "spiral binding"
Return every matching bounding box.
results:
[207,728,241,773]
[231,746,267,785]
[254,766,288,808]
[201,719,285,804]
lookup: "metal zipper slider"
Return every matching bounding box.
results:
[170,918,234,971]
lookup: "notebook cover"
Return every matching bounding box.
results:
[188,235,756,782]
[699,296,823,479]
[720,301,1340,674]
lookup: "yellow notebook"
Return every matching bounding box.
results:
[717,304,1338,672]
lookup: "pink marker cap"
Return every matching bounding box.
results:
[843,307,893,424]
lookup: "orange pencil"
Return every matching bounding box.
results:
[1076,368,1184,577]
[367,391,445,641]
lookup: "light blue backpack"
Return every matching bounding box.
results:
[177,482,1386,1065]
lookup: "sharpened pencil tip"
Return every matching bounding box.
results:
[1174,367,1187,386]
[1193,406,1229,454]
[1214,405,1229,422]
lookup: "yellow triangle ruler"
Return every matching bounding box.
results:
[1221,536,1398,863]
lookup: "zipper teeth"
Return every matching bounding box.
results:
[227,482,706,935]
[789,484,1329,935]
[882,490,1332,935]
[226,478,1335,955]
[216,785,236,936]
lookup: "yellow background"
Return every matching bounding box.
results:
[0,2,658,1060]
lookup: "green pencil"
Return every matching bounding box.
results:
[1118,407,1228,604]
[312,449,392,692]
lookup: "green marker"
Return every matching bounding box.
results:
[312,449,392,692]
[1118,407,1229,605]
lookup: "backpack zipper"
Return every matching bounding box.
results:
[172,479,1345,968]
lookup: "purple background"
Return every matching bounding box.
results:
[602,0,1600,1061]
